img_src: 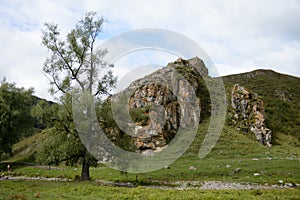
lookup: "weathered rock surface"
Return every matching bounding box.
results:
[230,84,272,147]
[110,57,208,153]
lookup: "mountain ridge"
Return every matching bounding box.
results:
[223,68,300,82]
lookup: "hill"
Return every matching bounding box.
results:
[104,58,299,153]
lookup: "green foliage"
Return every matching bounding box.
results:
[129,106,150,126]
[96,99,136,152]
[31,99,57,128]
[35,129,63,166]
[0,78,34,160]
[96,99,117,128]
[34,127,86,167]
[33,94,97,169]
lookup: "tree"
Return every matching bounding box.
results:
[0,78,34,160]
[40,11,116,180]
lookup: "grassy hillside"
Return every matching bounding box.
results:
[222,69,300,142]
[3,120,300,186]
[1,130,48,164]
[1,69,299,190]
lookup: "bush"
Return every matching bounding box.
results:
[129,106,150,126]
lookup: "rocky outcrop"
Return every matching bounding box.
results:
[129,83,181,151]
[110,57,208,153]
[230,84,272,147]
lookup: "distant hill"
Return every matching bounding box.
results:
[31,95,55,130]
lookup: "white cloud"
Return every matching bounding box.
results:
[112,49,178,91]
[254,41,300,76]
[0,0,299,100]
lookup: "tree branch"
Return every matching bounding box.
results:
[43,72,67,94]
[54,46,85,91]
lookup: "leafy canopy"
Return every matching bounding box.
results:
[0,78,34,160]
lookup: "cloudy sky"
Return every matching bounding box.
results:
[0,0,299,100]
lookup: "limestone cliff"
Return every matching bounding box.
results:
[230,84,272,147]
[108,57,209,153]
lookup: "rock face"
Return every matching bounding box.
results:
[129,83,181,151]
[110,57,208,153]
[230,84,272,147]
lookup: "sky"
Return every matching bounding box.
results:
[0,0,299,101]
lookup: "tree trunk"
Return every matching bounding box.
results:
[81,153,90,181]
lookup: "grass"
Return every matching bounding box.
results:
[0,180,299,200]
[3,124,300,186]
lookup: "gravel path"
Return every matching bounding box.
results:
[199,181,279,190]
[1,176,298,190]
[148,180,298,190]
